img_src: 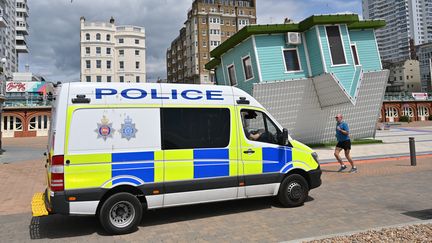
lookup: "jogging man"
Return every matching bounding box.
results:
[334,114,357,173]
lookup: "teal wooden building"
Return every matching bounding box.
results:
[206,14,390,143]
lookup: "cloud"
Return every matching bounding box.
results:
[20,0,361,82]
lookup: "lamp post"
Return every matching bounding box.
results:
[0,57,7,154]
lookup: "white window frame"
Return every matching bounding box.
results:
[241,55,254,81]
[402,107,414,117]
[227,64,237,86]
[281,47,303,73]
[386,107,399,118]
[324,25,348,67]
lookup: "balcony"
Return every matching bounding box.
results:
[16,25,28,35]
[0,9,7,28]
[16,43,29,53]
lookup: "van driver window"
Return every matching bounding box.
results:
[241,109,280,145]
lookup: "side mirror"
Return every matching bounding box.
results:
[278,128,289,145]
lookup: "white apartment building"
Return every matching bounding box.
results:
[15,0,29,56]
[363,0,432,63]
[0,0,17,78]
[80,17,146,83]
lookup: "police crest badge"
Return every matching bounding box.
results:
[95,115,115,141]
[120,116,138,140]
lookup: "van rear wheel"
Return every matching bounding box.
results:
[278,174,309,207]
[98,192,142,234]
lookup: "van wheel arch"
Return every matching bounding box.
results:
[96,185,147,216]
[282,169,310,188]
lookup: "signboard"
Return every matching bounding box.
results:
[412,92,428,101]
[6,81,47,93]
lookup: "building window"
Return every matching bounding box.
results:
[385,107,398,118]
[351,44,360,65]
[96,60,101,68]
[418,106,430,117]
[85,47,90,54]
[202,17,206,24]
[86,60,91,69]
[403,107,414,117]
[106,34,111,41]
[161,108,230,150]
[85,33,90,41]
[96,47,101,54]
[119,61,124,69]
[120,76,124,83]
[135,50,140,56]
[242,56,253,80]
[119,38,124,43]
[119,50,124,56]
[107,76,112,82]
[203,41,207,47]
[107,60,111,69]
[283,49,301,72]
[227,65,237,86]
[106,48,111,55]
[97,76,102,82]
[135,39,139,44]
[86,76,91,82]
[136,61,140,69]
[326,26,346,65]
[96,33,101,41]
[136,76,140,83]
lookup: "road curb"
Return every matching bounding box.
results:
[283,219,432,243]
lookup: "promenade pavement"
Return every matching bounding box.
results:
[315,124,432,163]
[0,132,431,242]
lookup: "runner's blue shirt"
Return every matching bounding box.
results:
[336,121,350,142]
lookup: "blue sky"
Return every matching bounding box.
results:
[18,0,362,82]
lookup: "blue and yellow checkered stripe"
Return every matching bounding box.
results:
[64,147,294,190]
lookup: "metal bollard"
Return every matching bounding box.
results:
[409,137,416,166]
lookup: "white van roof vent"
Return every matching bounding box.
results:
[237,97,250,105]
[72,94,91,104]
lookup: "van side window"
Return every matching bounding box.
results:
[241,109,280,145]
[161,108,230,150]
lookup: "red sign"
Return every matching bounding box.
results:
[6,82,26,92]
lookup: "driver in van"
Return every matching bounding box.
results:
[241,110,263,141]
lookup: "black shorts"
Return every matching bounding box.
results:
[336,140,351,151]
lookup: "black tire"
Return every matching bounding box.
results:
[98,192,143,235]
[278,174,309,207]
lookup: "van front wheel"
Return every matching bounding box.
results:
[99,192,143,234]
[278,174,309,207]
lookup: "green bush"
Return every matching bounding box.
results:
[429,115,432,121]
[399,115,409,122]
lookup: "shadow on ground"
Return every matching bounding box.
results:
[29,196,314,239]
[403,208,432,220]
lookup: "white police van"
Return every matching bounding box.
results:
[32,83,321,234]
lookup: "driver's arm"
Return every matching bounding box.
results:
[249,133,260,141]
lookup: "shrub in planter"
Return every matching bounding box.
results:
[399,115,410,122]
[429,115,432,121]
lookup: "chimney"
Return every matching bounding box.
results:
[80,16,86,22]
[109,16,115,24]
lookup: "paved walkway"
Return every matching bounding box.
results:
[315,125,432,163]
[0,138,431,241]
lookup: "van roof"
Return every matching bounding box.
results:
[63,82,264,108]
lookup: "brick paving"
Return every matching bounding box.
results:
[0,138,431,242]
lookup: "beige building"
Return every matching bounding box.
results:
[387,60,422,93]
[167,0,256,84]
[80,17,146,83]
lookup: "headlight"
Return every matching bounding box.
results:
[311,152,319,164]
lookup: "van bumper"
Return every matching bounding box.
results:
[308,166,322,189]
[44,189,70,215]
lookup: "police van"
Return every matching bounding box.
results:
[31,83,321,234]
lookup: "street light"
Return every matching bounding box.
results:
[0,57,7,154]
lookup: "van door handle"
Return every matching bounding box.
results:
[243,149,255,155]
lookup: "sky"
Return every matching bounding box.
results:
[18,0,362,82]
